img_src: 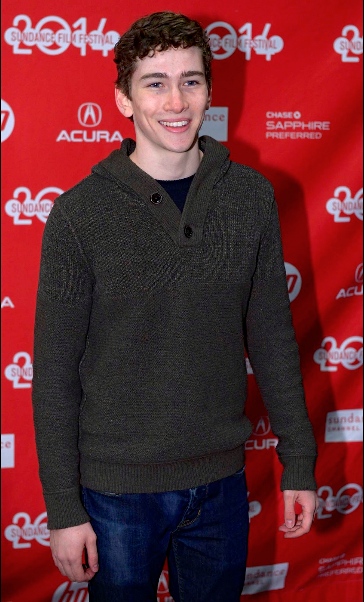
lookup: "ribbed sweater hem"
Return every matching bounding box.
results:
[80,445,246,495]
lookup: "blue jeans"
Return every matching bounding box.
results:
[82,467,249,602]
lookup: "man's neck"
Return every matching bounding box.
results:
[129,143,202,180]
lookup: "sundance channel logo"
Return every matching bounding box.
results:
[325,409,363,443]
[1,434,15,469]
[57,102,123,143]
[243,563,289,594]
[199,107,228,141]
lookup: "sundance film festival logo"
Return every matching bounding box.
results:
[1,99,15,142]
[5,186,62,225]
[316,483,362,519]
[325,409,363,443]
[336,263,363,299]
[326,186,363,222]
[4,15,120,56]
[284,262,302,301]
[4,512,49,548]
[4,352,33,388]
[57,103,123,143]
[266,110,330,140]
[1,434,15,469]
[333,25,363,62]
[206,22,283,61]
[313,336,363,372]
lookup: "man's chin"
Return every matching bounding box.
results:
[164,132,199,154]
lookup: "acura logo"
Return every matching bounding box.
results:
[78,103,102,127]
[253,416,271,437]
[355,263,363,284]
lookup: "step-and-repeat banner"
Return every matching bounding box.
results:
[1,0,363,600]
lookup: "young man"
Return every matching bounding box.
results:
[32,11,318,602]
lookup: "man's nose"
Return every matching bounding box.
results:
[164,86,188,113]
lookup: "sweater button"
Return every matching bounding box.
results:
[184,225,193,238]
[150,192,163,204]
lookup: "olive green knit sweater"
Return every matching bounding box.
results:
[32,136,317,530]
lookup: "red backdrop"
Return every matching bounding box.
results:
[1,1,363,601]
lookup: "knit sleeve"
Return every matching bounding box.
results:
[32,201,93,529]
[245,194,317,491]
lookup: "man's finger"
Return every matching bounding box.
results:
[283,492,296,528]
[85,537,99,573]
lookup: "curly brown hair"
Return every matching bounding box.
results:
[114,12,212,99]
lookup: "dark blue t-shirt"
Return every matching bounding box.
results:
[156,174,195,213]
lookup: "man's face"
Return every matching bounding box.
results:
[116,46,211,160]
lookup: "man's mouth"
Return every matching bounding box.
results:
[159,120,189,127]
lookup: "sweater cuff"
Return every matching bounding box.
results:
[44,487,90,530]
[280,456,317,491]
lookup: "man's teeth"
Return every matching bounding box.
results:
[160,120,189,127]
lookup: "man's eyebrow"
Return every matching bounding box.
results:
[139,70,205,81]
[181,70,205,78]
[139,72,168,80]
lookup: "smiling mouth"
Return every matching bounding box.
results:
[159,120,189,127]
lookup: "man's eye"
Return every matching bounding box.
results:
[148,82,162,88]
[185,80,199,86]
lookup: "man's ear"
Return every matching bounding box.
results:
[115,88,133,118]
[206,88,212,111]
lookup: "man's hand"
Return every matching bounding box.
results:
[278,490,319,538]
[50,522,98,582]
